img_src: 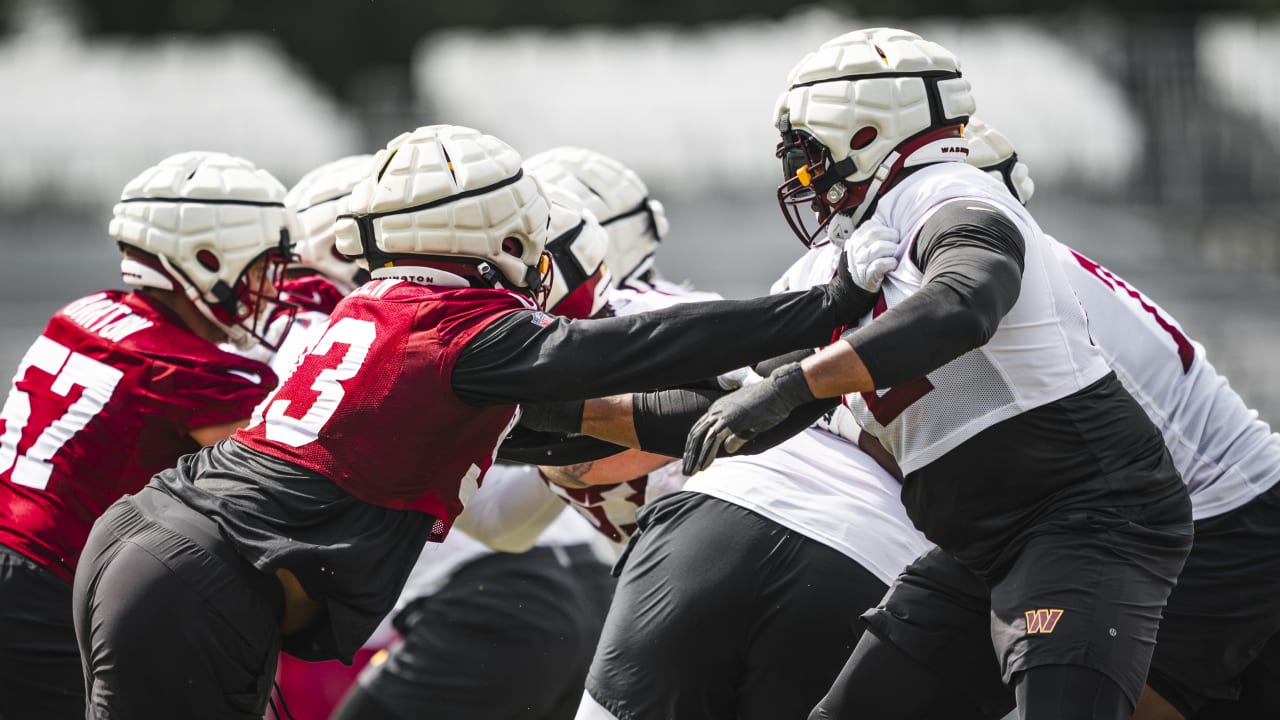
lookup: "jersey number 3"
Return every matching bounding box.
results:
[252,317,378,448]
[0,336,123,490]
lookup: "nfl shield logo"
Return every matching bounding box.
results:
[530,311,554,327]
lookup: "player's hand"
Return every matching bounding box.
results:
[683,362,815,475]
[844,218,901,293]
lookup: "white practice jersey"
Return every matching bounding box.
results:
[790,226,1280,521]
[846,163,1111,473]
[613,248,931,580]
[1052,240,1280,519]
[684,426,931,584]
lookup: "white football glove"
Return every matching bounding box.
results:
[843,219,902,293]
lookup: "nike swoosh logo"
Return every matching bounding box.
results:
[227,369,263,384]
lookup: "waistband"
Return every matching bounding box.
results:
[128,486,284,624]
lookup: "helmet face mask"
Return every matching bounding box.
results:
[208,244,297,351]
[776,125,846,248]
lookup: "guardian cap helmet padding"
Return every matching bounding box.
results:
[110,150,297,351]
[964,116,1035,205]
[333,125,550,300]
[525,146,668,290]
[775,27,976,246]
[286,154,377,293]
[543,185,613,319]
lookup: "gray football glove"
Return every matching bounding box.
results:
[682,361,815,475]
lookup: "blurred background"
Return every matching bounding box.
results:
[0,0,1277,421]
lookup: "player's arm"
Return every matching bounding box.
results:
[521,385,838,459]
[496,427,628,466]
[538,449,675,489]
[189,418,251,446]
[450,270,875,407]
[683,200,1026,472]
[450,464,566,553]
[820,199,1026,394]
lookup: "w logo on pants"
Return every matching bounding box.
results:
[1024,608,1064,634]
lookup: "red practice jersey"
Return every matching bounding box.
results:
[235,278,529,540]
[0,290,277,581]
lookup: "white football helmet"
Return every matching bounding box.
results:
[525,147,669,290]
[285,154,377,293]
[110,151,297,351]
[775,27,976,246]
[334,125,551,301]
[964,116,1035,205]
[543,185,613,319]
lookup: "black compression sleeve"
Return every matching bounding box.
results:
[630,387,838,457]
[453,286,868,406]
[843,200,1026,388]
[495,428,627,466]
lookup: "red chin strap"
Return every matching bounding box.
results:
[777,125,966,248]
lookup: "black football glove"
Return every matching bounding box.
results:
[682,361,815,475]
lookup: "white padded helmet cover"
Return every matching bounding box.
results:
[776,28,975,183]
[110,151,294,303]
[543,186,612,316]
[285,154,377,293]
[965,115,1036,205]
[335,125,548,289]
[526,146,668,286]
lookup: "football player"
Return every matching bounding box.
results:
[567,388,933,720]
[328,186,624,720]
[850,117,1279,720]
[682,29,1193,720]
[511,148,924,720]
[70,124,879,719]
[515,231,931,720]
[0,151,292,720]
